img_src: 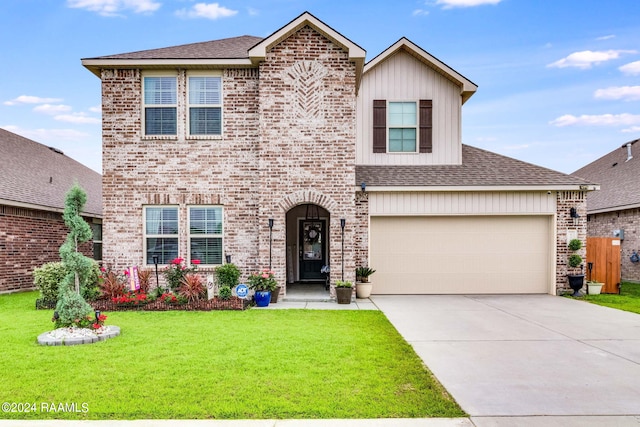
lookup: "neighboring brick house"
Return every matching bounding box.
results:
[572,139,640,282]
[0,128,102,293]
[82,12,595,296]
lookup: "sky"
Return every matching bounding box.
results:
[1,0,639,175]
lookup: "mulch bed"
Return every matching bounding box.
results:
[36,297,252,311]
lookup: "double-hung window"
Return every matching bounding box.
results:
[188,75,222,136]
[373,99,432,153]
[388,102,417,152]
[143,76,177,136]
[189,206,223,265]
[145,206,179,264]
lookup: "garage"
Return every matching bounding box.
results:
[370,215,553,294]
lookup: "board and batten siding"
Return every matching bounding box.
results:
[369,191,557,216]
[356,50,462,166]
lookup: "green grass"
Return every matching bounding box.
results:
[580,281,640,314]
[0,291,464,420]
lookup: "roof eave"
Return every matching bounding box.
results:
[364,38,478,104]
[82,58,254,77]
[356,184,599,192]
[588,201,640,215]
[0,198,102,218]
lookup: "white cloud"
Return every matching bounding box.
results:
[412,9,429,16]
[436,0,502,8]
[594,86,640,102]
[596,35,615,41]
[4,95,64,106]
[33,104,73,114]
[247,7,258,16]
[620,60,640,76]
[66,0,161,17]
[622,126,640,133]
[175,2,237,19]
[88,105,102,113]
[550,113,640,127]
[1,125,90,141]
[547,50,636,69]
[54,112,101,124]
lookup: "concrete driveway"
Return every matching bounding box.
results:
[372,294,640,417]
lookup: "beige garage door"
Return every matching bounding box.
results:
[370,216,552,294]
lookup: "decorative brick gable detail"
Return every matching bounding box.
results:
[257,26,357,288]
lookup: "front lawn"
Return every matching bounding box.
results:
[0,291,464,420]
[581,281,640,314]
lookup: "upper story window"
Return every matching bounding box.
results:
[388,102,417,152]
[143,76,177,136]
[373,99,432,154]
[188,76,222,136]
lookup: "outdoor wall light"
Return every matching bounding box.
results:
[360,182,366,192]
[225,254,232,264]
[570,208,580,218]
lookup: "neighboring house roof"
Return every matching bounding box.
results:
[365,38,477,104]
[357,144,594,190]
[0,128,102,216]
[571,138,640,213]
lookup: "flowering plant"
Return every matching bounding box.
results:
[159,292,187,305]
[111,291,149,306]
[163,257,200,292]
[92,313,108,330]
[247,269,278,292]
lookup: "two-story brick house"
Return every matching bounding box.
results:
[82,12,595,296]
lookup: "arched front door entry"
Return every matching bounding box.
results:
[286,203,330,283]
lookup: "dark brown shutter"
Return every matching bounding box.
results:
[419,99,433,153]
[373,100,386,153]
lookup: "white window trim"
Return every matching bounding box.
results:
[187,70,224,139]
[142,71,179,138]
[188,205,224,267]
[387,100,419,154]
[143,205,180,266]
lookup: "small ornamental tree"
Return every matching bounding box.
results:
[55,183,94,328]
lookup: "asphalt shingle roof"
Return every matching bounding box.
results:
[572,139,640,212]
[85,35,263,60]
[357,144,592,187]
[0,128,102,216]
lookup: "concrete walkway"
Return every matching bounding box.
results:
[371,294,640,422]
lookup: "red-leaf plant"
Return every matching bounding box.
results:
[179,273,205,303]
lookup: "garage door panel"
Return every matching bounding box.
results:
[370,216,551,294]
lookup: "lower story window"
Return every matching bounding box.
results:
[189,206,223,265]
[145,206,179,264]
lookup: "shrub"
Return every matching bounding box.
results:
[568,254,583,268]
[179,273,205,302]
[247,269,277,291]
[99,269,126,299]
[137,268,152,293]
[218,286,232,300]
[215,263,240,288]
[163,258,199,292]
[568,239,583,251]
[54,287,94,329]
[335,280,353,288]
[34,262,67,301]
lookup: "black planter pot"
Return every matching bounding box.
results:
[567,274,585,297]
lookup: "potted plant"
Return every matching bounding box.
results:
[355,266,376,298]
[586,280,604,295]
[247,269,277,307]
[335,280,353,304]
[567,238,585,296]
[215,263,240,299]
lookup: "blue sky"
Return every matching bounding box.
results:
[1,0,639,174]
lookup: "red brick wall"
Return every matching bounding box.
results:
[0,205,94,293]
[588,208,640,282]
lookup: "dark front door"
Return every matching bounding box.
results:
[299,219,326,281]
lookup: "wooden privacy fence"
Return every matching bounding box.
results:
[586,237,621,294]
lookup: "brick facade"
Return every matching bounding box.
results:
[0,205,94,293]
[555,191,588,294]
[588,208,640,282]
[100,26,356,290]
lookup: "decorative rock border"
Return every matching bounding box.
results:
[37,326,120,346]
